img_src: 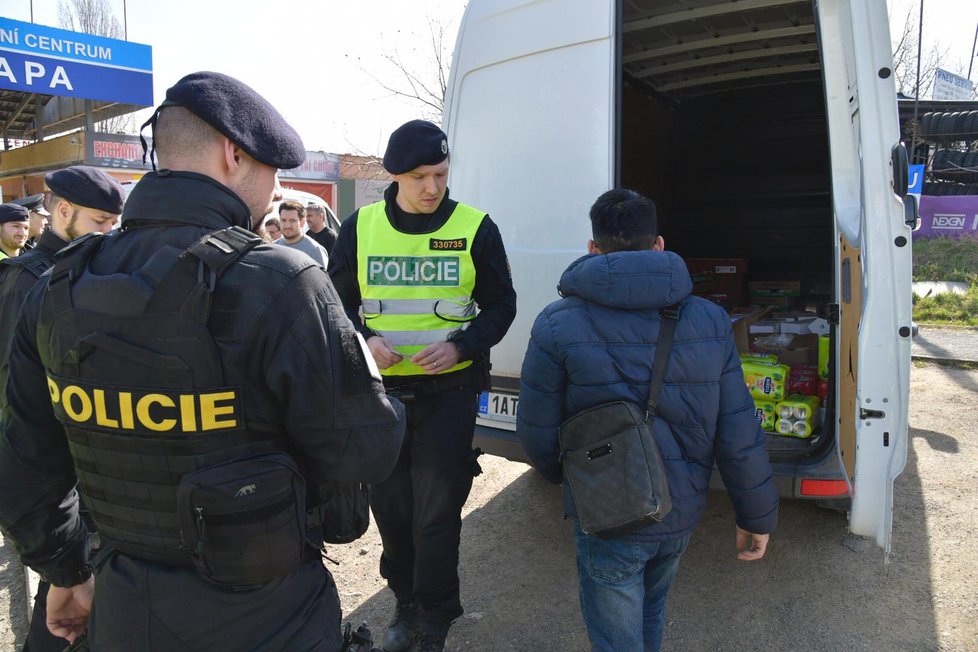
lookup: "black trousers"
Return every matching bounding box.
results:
[86,551,342,651]
[370,387,478,625]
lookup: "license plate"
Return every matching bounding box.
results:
[478,391,519,423]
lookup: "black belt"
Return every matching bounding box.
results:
[384,368,474,401]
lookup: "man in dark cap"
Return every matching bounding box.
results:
[0,204,30,260]
[0,71,405,651]
[0,168,122,652]
[329,120,516,652]
[1,166,123,409]
[11,193,50,249]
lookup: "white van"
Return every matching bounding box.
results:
[443,0,914,553]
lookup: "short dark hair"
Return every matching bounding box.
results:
[305,203,325,215]
[278,200,305,218]
[264,216,281,228]
[589,188,658,253]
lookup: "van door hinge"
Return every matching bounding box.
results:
[860,408,885,420]
[818,303,840,325]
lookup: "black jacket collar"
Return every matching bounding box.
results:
[383,182,458,235]
[34,229,69,256]
[122,170,253,231]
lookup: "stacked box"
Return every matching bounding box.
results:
[753,398,778,432]
[749,281,801,311]
[774,394,821,438]
[741,360,789,401]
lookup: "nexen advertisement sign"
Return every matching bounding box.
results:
[0,17,153,106]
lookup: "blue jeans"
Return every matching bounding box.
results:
[574,523,691,652]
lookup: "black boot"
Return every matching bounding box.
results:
[412,631,447,652]
[383,601,419,652]
[411,621,450,652]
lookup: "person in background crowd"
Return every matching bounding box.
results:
[10,194,51,250]
[328,119,517,652]
[0,71,405,651]
[274,200,329,266]
[0,204,29,260]
[264,215,282,241]
[517,188,778,652]
[305,202,337,254]
[0,166,123,652]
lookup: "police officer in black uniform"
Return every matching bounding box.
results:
[0,71,406,651]
[0,167,123,652]
[328,120,516,651]
[10,193,50,250]
[0,167,123,414]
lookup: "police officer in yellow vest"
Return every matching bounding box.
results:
[329,120,516,651]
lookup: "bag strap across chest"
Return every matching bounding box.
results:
[646,303,682,417]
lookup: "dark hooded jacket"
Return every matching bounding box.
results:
[517,250,778,540]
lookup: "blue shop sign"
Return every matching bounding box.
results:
[0,17,153,106]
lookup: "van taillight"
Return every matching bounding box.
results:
[800,479,850,497]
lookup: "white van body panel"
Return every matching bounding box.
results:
[444,0,616,378]
[820,0,912,553]
[446,0,909,553]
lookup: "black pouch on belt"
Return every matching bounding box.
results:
[177,452,307,589]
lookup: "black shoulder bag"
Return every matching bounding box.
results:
[558,304,680,540]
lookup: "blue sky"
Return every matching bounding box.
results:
[1,0,469,155]
[2,1,975,154]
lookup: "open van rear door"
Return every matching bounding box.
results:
[443,0,617,386]
[819,0,913,554]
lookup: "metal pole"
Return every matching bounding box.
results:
[910,0,925,164]
[969,22,978,80]
[123,0,128,40]
[29,0,33,22]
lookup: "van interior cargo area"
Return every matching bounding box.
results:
[619,0,834,462]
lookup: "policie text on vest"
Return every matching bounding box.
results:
[47,376,239,433]
[367,256,462,287]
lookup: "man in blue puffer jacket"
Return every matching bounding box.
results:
[517,188,778,652]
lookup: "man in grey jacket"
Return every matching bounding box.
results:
[517,188,778,652]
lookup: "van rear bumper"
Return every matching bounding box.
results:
[476,424,850,505]
[474,424,529,463]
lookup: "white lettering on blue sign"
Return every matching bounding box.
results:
[0,57,72,90]
[23,33,111,61]
[0,28,19,45]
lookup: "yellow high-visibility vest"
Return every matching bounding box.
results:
[357,200,485,376]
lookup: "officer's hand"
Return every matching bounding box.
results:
[411,341,462,375]
[736,526,770,561]
[367,336,404,369]
[46,576,94,643]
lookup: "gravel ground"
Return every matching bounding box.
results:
[3,362,976,650]
[913,326,978,363]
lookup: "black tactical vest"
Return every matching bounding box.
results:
[36,227,290,567]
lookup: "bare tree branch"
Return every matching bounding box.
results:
[890,2,957,99]
[58,0,135,133]
[357,19,453,123]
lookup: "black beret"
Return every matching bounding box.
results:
[10,193,49,216]
[160,71,306,169]
[0,203,30,224]
[45,166,125,214]
[383,120,449,174]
